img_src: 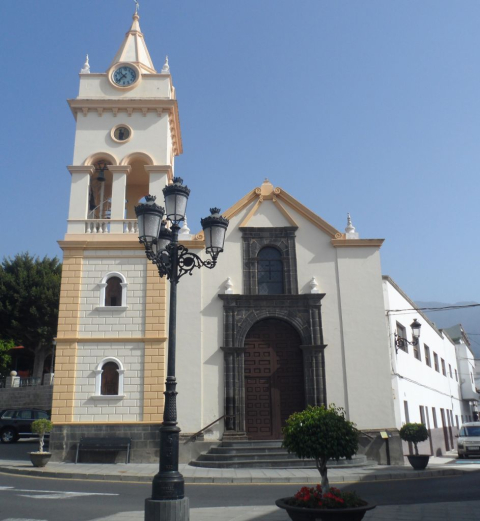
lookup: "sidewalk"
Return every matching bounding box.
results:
[0,453,479,484]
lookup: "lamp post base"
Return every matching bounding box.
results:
[145,497,189,521]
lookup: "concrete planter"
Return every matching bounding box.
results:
[407,455,430,470]
[29,452,52,467]
[275,498,376,521]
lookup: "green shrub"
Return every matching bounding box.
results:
[31,419,53,453]
[399,422,429,455]
[282,405,359,493]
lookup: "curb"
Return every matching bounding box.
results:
[0,465,470,484]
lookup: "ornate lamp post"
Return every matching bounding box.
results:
[136,177,228,521]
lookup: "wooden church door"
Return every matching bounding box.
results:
[244,319,305,439]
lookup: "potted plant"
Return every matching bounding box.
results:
[399,422,430,470]
[276,405,376,521]
[28,419,53,467]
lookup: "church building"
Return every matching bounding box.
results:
[51,9,411,464]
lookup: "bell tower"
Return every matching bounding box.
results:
[66,9,182,236]
[51,9,175,438]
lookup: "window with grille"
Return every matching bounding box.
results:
[257,247,284,295]
[105,276,122,306]
[101,362,119,395]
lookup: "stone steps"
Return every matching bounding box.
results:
[190,440,375,469]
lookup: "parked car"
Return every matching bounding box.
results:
[0,408,51,443]
[457,422,480,458]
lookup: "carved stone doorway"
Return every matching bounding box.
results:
[244,318,305,439]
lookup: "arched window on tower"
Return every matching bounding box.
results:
[257,247,284,295]
[94,358,125,397]
[105,277,122,306]
[98,272,128,308]
[101,362,120,395]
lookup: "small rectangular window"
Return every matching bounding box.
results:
[413,341,421,361]
[433,353,439,372]
[432,407,438,428]
[449,364,452,378]
[396,323,408,353]
[404,400,410,423]
[455,415,459,429]
[441,359,446,376]
[424,345,431,367]
[455,369,458,382]
[419,405,426,424]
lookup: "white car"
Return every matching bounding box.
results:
[457,422,480,458]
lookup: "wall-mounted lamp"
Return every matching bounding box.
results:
[395,318,421,354]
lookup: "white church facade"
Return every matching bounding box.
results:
[49,10,477,464]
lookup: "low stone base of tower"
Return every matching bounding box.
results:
[49,424,220,464]
[145,497,189,521]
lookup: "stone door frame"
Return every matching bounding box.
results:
[219,294,327,437]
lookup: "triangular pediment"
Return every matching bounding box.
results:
[191,179,384,249]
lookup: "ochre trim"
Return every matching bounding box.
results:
[62,337,167,343]
[239,198,263,227]
[223,189,259,221]
[331,239,385,248]
[276,189,341,238]
[273,198,298,227]
[59,238,144,251]
[54,422,162,426]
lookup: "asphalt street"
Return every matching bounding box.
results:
[1,469,480,521]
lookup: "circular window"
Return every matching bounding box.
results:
[111,125,133,144]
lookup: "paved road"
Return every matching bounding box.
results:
[1,469,480,521]
[0,439,46,461]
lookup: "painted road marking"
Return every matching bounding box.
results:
[0,487,118,500]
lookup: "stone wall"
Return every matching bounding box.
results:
[50,424,218,464]
[0,385,53,411]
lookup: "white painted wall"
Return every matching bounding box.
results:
[175,195,397,434]
[78,74,173,99]
[383,277,464,454]
[73,341,144,421]
[79,251,147,338]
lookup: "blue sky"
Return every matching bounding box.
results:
[1,0,479,303]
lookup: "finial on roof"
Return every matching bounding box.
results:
[224,277,234,295]
[134,0,140,15]
[179,216,190,236]
[161,56,170,74]
[80,54,90,74]
[310,277,320,294]
[345,213,359,239]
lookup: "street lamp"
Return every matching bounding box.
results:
[395,318,422,354]
[136,177,228,521]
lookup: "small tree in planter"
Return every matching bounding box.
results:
[399,423,429,455]
[29,419,53,467]
[283,405,359,494]
[399,422,430,470]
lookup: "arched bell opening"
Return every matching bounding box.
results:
[87,159,113,220]
[124,158,151,219]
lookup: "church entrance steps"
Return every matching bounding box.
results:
[189,440,376,469]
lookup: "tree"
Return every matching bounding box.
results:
[399,423,429,455]
[31,419,53,453]
[282,405,359,494]
[0,253,61,378]
[0,339,14,376]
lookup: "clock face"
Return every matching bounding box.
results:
[112,66,137,87]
